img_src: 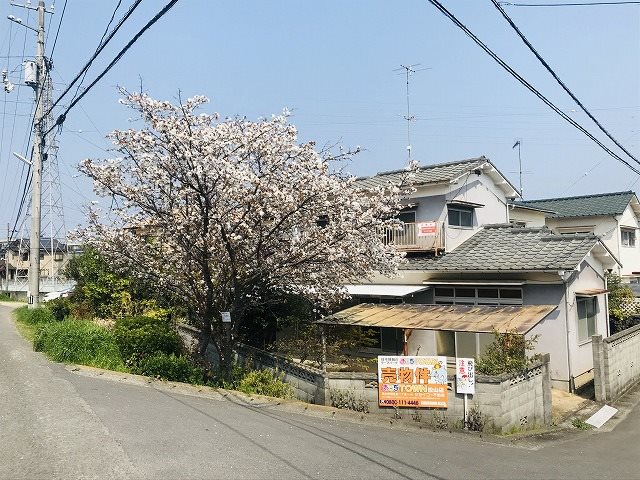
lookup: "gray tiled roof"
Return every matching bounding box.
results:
[356,157,489,190]
[403,224,599,272]
[515,191,636,218]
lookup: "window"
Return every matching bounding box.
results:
[21,252,28,261]
[576,296,597,343]
[54,252,63,261]
[447,205,473,227]
[434,286,523,306]
[397,210,416,224]
[621,228,636,247]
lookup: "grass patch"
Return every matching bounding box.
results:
[133,352,204,384]
[33,318,126,371]
[572,418,593,430]
[14,305,56,341]
[0,292,22,302]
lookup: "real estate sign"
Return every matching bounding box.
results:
[378,356,448,408]
[455,357,475,395]
[417,222,437,237]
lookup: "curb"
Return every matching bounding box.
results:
[65,363,600,450]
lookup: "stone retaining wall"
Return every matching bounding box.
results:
[593,324,640,402]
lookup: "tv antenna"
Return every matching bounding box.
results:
[394,63,430,164]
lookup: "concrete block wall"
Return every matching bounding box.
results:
[210,341,551,433]
[593,324,640,402]
[236,344,327,405]
[325,355,551,433]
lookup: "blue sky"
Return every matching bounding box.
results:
[0,0,638,232]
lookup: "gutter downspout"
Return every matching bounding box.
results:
[563,275,575,393]
[604,275,610,338]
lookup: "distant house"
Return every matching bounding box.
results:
[0,238,76,294]
[356,156,520,254]
[511,191,640,282]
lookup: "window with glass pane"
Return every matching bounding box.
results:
[621,228,636,247]
[455,332,477,358]
[577,296,597,343]
[398,210,416,224]
[447,206,473,227]
[434,287,454,297]
[436,330,455,357]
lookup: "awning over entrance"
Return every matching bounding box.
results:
[344,284,429,297]
[318,303,557,334]
[574,288,608,296]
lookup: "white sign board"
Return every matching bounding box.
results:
[456,357,475,395]
[221,311,231,323]
[416,222,437,237]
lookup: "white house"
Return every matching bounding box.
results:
[356,156,520,254]
[510,191,640,282]
[330,158,621,392]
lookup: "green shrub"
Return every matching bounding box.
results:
[33,318,125,371]
[47,297,72,321]
[133,352,204,384]
[15,305,55,325]
[236,369,294,399]
[113,316,182,360]
[476,328,540,375]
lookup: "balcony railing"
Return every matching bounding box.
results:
[1,278,76,293]
[383,221,444,252]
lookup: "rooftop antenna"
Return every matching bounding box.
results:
[394,64,429,165]
[512,139,523,198]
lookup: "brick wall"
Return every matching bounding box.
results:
[593,324,640,402]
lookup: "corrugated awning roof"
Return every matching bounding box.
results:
[575,288,608,296]
[344,284,429,297]
[318,303,557,334]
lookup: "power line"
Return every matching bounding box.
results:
[69,0,123,107]
[490,0,640,166]
[44,0,144,118]
[425,0,640,176]
[47,0,68,61]
[499,1,640,6]
[47,0,180,136]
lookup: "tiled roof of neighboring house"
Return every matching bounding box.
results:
[6,238,67,252]
[357,156,518,196]
[514,191,636,218]
[402,224,604,272]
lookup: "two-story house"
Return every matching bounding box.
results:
[331,157,620,392]
[355,156,521,255]
[510,191,640,282]
[1,238,75,294]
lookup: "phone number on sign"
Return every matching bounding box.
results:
[379,399,419,406]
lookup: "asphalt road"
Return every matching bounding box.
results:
[1,303,639,480]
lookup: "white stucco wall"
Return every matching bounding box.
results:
[508,206,547,227]
[615,204,640,277]
[544,206,640,278]
[407,170,510,252]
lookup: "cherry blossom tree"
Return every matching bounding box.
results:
[78,91,412,375]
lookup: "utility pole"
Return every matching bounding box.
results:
[9,0,48,308]
[29,0,46,308]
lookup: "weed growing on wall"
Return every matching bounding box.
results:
[329,389,370,413]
